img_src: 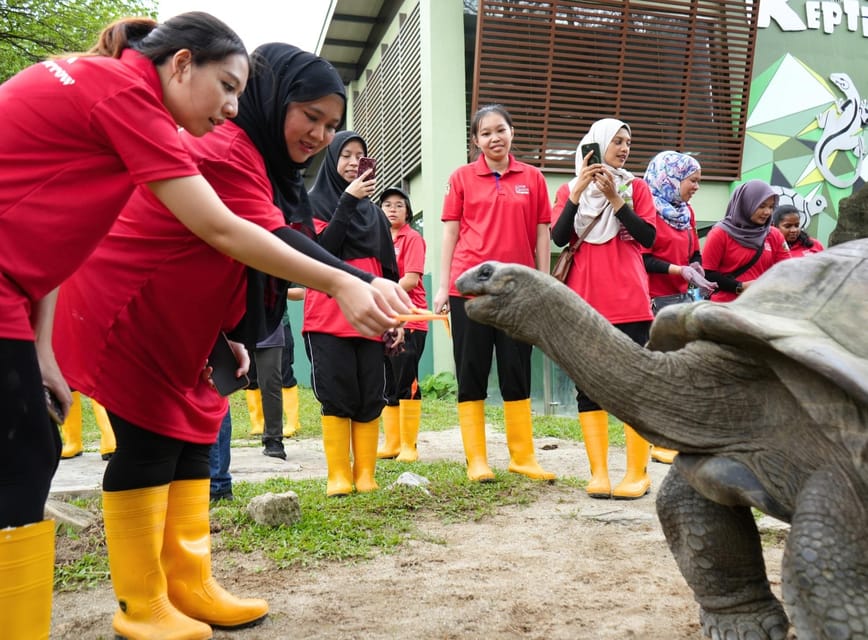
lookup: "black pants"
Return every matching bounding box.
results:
[384,329,427,405]
[304,332,386,422]
[575,321,651,413]
[102,413,210,492]
[0,339,61,527]
[449,296,531,403]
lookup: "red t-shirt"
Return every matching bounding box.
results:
[303,218,385,339]
[0,50,198,340]
[643,204,701,298]
[703,226,791,302]
[394,224,428,331]
[54,123,285,442]
[788,237,825,258]
[552,180,656,323]
[442,154,550,297]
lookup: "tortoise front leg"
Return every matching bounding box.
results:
[783,467,868,639]
[657,467,790,640]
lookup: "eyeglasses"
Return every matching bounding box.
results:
[381,201,406,209]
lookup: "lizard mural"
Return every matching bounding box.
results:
[814,72,868,189]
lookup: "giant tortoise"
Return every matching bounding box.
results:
[455,239,868,640]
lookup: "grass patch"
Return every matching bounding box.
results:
[212,460,555,569]
[55,461,566,588]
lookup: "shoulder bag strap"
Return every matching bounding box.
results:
[728,245,764,279]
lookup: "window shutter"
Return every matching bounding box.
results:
[473,0,759,180]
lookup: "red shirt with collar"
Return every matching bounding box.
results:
[393,224,428,331]
[54,122,284,443]
[442,154,550,297]
[0,50,198,340]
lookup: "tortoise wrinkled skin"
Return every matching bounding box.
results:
[455,240,868,640]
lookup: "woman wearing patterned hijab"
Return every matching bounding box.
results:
[642,150,716,315]
[641,150,715,465]
[703,179,790,303]
[551,118,657,500]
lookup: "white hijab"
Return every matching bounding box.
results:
[570,118,634,244]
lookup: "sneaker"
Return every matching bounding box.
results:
[263,441,287,460]
[210,488,234,502]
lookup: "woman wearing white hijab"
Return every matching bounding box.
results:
[551,118,657,500]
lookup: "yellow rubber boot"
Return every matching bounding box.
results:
[376,405,400,459]
[458,400,494,482]
[651,445,678,465]
[92,400,116,460]
[579,410,611,498]
[281,385,301,437]
[396,399,421,462]
[245,390,264,435]
[162,479,268,629]
[613,425,652,499]
[321,416,353,497]
[60,391,83,459]
[0,520,55,640]
[351,419,380,493]
[102,485,212,640]
[503,399,555,480]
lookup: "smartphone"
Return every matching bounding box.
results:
[580,142,602,166]
[44,386,64,425]
[357,156,377,179]
[207,333,250,396]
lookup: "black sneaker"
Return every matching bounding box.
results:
[210,488,234,502]
[263,441,287,460]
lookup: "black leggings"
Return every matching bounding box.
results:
[575,321,651,413]
[0,339,61,527]
[102,413,211,492]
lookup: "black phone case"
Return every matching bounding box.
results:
[581,143,601,165]
[208,333,250,396]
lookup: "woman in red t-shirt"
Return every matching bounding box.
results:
[773,204,825,257]
[304,131,401,497]
[51,43,413,640]
[0,19,407,638]
[703,181,791,302]
[433,104,554,483]
[378,187,428,462]
[551,118,657,500]
[641,151,716,465]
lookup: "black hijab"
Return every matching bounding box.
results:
[307,131,398,280]
[228,43,346,346]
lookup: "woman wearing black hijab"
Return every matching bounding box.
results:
[304,131,400,497]
[53,44,409,639]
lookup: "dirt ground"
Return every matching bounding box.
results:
[50,428,787,640]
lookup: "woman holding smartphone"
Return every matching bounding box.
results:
[304,131,400,497]
[551,118,657,500]
[52,44,409,639]
[433,104,554,483]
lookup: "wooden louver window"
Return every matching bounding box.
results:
[473,0,759,180]
[352,4,423,197]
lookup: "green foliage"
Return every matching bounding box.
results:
[419,371,458,399]
[0,0,157,81]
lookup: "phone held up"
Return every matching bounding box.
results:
[580,142,602,166]
[207,333,250,397]
[357,156,377,180]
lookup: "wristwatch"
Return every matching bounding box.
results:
[735,283,744,295]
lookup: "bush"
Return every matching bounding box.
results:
[419,371,457,399]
